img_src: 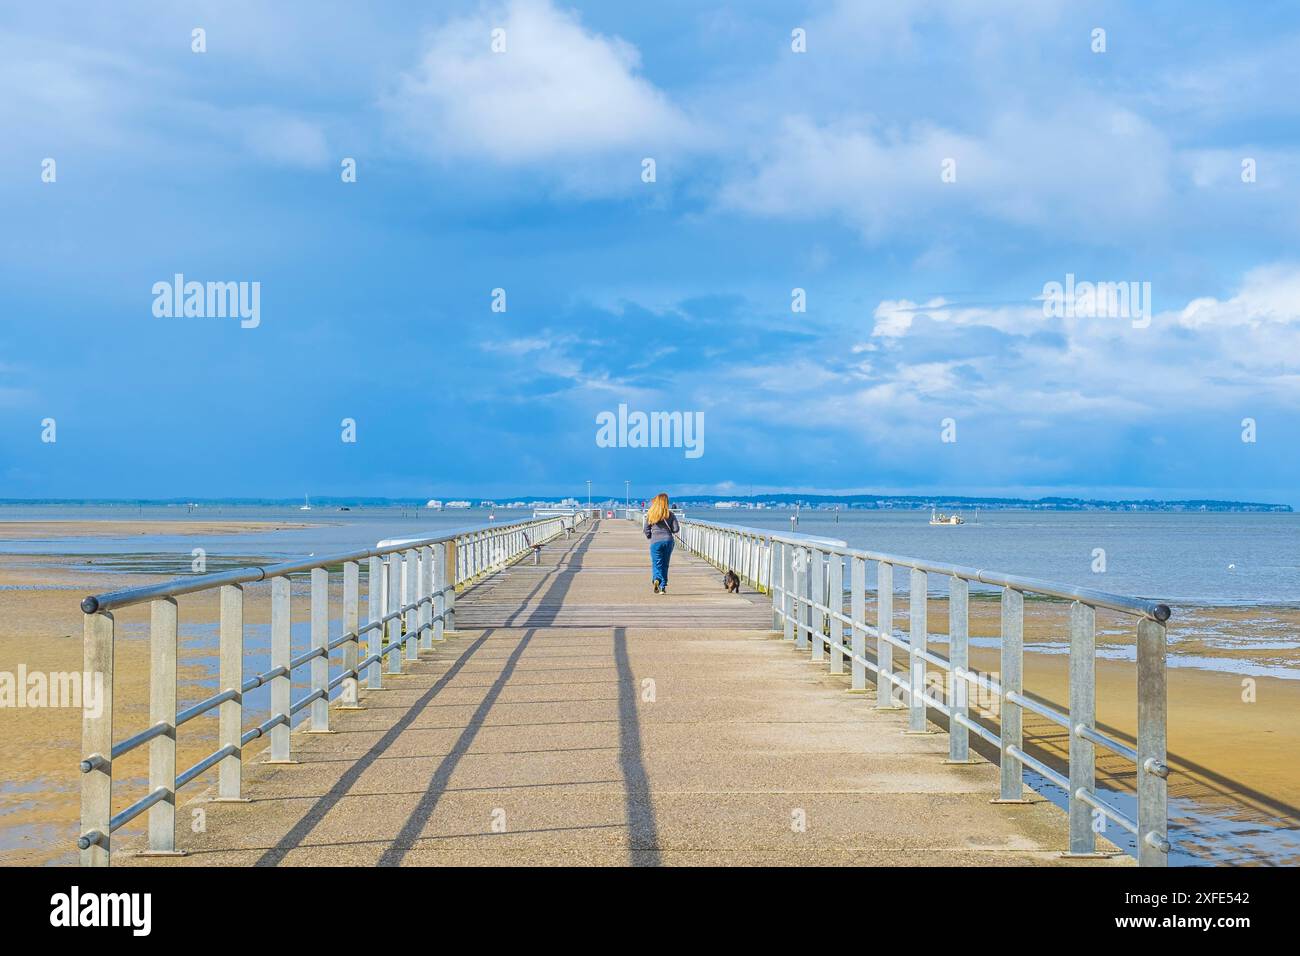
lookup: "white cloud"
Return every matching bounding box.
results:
[864,266,1300,415]
[718,102,1173,238]
[665,264,1300,463]
[718,116,986,238]
[387,0,692,164]
[1178,265,1300,328]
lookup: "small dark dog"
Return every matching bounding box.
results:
[723,570,740,593]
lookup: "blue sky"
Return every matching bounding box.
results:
[2,0,1298,502]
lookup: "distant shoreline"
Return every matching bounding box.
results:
[0,495,1292,513]
[670,494,1294,513]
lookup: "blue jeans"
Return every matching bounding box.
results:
[649,539,674,586]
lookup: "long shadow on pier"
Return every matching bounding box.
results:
[254,628,497,866]
[613,624,660,866]
[252,525,666,865]
[376,529,608,864]
[452,527,595,628]
[377,627,539,865]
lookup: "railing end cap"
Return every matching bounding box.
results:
[81,596,100,614]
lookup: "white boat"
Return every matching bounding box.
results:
[425,499,443,510]
[300,495,312,512]
[929,507,963,525]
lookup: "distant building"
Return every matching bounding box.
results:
[446,500,471,509]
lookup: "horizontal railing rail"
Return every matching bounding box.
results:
[77,512,586,865]
[679,516,1172,866]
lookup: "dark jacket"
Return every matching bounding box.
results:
[643,512,679,543]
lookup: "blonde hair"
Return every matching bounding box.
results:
[646,493,671,525]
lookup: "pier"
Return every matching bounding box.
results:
[77,513,1170,867]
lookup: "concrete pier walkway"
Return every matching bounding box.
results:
[123,520,1129,866]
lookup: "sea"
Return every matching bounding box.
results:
[1,504,1296,607]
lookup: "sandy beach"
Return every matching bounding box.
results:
[1,522,1298,866]
[951,599,1300,862]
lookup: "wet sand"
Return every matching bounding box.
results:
[0,520,310,540]
[886,596,1300,864]
[2,538,1298,865]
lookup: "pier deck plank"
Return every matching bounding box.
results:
[120,520,1131,866]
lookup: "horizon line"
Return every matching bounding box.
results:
[0,493,1292,512]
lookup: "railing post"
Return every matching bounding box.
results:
[1067,601,1098,854]
[147,598,179,853]
[366,556,383,689]
[794,546,809,649]
[947,577,972,762]
[218,585,245,797]
[420,546,434,651]
[907,569,929,733]
[996,587,1026,801]
[270,576,292,761]
[810,548,825,662]
[850,556,866,691]
[876,562,900,709]
[404,549,418,661]
[1137,617,1169,866]
[829,553,844,674]
[386,552,403,674]
[444,540,457,632]
[782,543,795,641]
[340,562,362,708]
[775,541,787,634]
[433,544,447,642]
[310,568,329,732]
[785,548,806,647]
[80,611,114,866]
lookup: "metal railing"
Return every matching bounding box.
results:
[76,512,584,866]
[679,517,1172,866]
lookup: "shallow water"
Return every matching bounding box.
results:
[3,505,1297,606]
[1024,771,1300,866]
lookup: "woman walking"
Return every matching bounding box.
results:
[643,493,679,594]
